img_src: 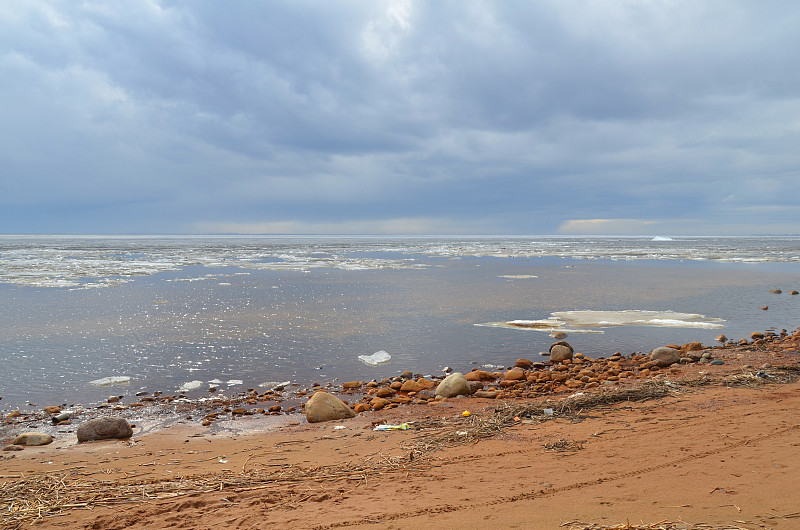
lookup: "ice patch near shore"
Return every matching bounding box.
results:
[89,376,131,386]
[358,350,392,366]
[258,380,291,390]
[226,379,243,386]
[178,380,203,392]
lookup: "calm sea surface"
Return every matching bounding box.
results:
[1,235,799,410]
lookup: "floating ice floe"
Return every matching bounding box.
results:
[652,236,673,241]
[259,380,291,390]
[226,379,243,386]
[358,350,392,366]
[89,376,131,386]
[178,380,203,392]
[480,309,724,333]
[553,310,725,329]
[498,275,538,279]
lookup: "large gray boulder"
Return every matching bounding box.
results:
[13,432,53,446]
[305,391,356,423]
[650,346,681,367]
[76,417,133,443]
[435,372,471,398]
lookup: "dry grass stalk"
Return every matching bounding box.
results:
[0,456,422,529]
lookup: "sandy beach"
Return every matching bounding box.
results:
[3,332,800,530]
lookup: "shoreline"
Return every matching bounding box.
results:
[2,329,800,528]
[3,327,799,445]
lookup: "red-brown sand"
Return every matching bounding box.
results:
[2,343,800,530]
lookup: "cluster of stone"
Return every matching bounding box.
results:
[198,387,297,426]
[304,334,788,423]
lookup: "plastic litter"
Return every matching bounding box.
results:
[543,408,554,416]
[462,410,471,417]
[373,423,410,431]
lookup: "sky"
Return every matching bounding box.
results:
[1,1,799,236]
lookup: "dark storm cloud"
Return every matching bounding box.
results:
[1,1,799,234]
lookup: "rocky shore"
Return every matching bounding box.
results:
[2,326,799,529]
[3,326,799,446]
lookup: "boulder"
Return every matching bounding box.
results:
[77,417,133,442]
[370,397,391,410]
[550,341,574,354]
[514,358,533,370]
[467,381,484,394]
[549,345,573,362]
[400,380,423,393]
[13,432,53,446]
[435,372,471,398]
[375,387,395,398]
[684,350,703,362]
[649,347,681,368]
[342,381,361,390]
[465,370,497,382]
[680,341,703,352]
[417,389,436,399]
[305,391,356,423]
[416,378,436,390]
[504,368,526,381]
[3,445,24,451]
[43,406,61,415]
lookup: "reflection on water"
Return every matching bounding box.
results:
[1,237,799,410]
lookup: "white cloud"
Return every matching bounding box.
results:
[2,1,800,234]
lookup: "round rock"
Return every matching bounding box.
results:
[435,372,471,398]
[549,345,573,362]
[76,417,134,443]
[304,391,356,423]
[649,347,681,367]
[13,432,54,446]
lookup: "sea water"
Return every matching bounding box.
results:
[1,235,799,411]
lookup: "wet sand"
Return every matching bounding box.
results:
[2,336,800,529]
